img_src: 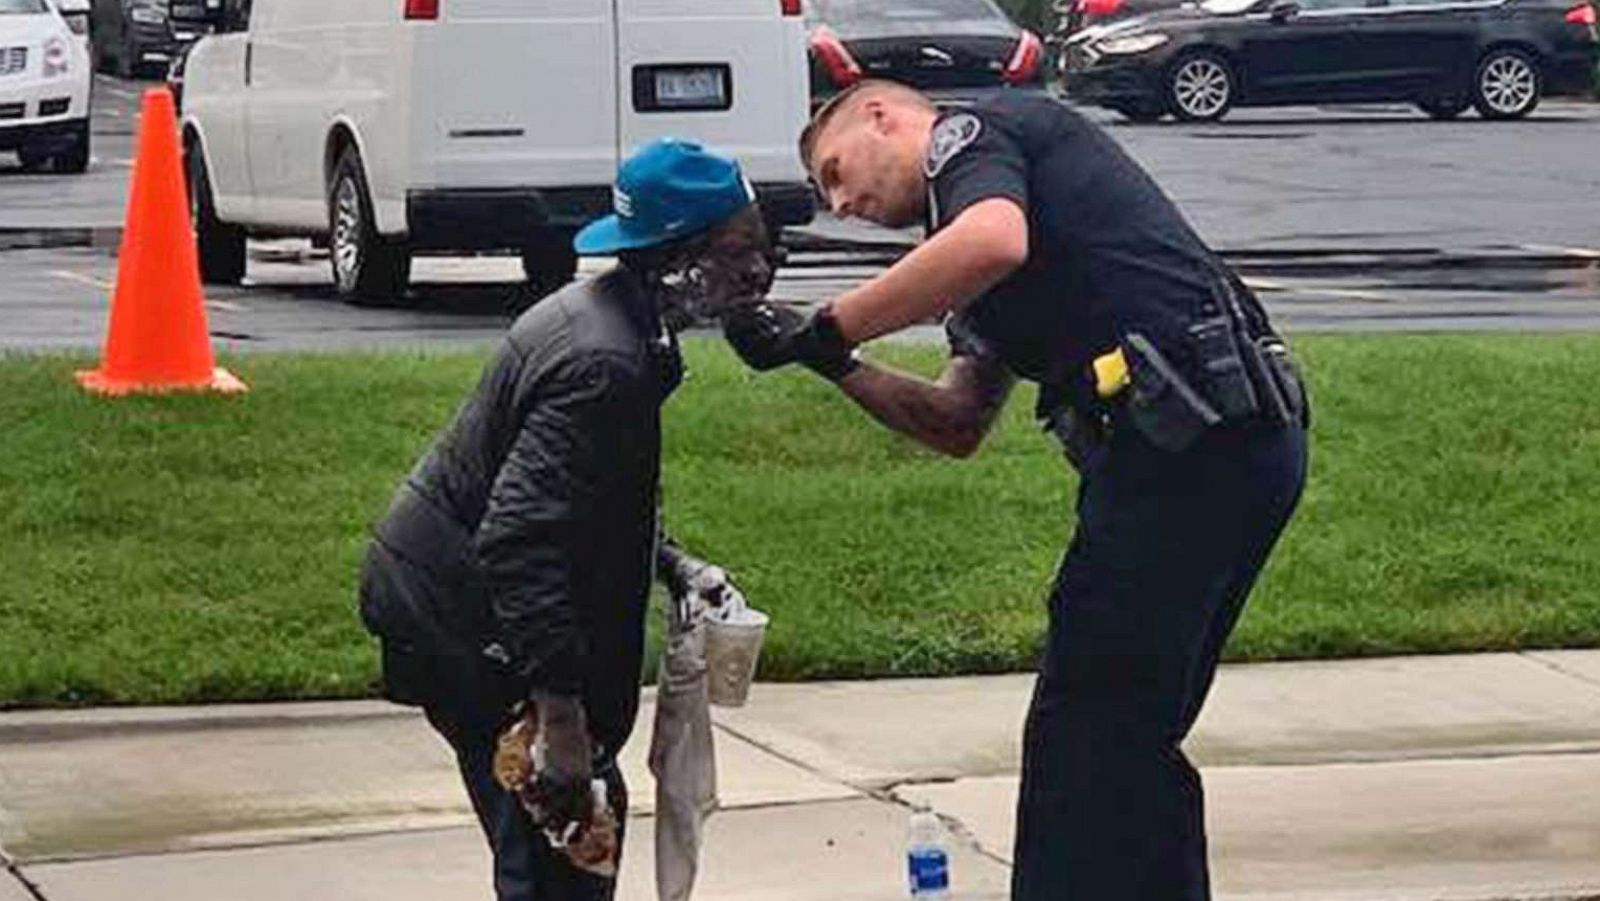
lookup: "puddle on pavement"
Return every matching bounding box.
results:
[0,228,121,253]
[6,797,470,862]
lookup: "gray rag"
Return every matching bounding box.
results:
[649,590,718,901]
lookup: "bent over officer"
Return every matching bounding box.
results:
[358,140,773,901]
[725,81,1309,900]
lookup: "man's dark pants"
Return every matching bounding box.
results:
[365,545,628,901]
[1011,415,1308,900]
[423,693,627,901]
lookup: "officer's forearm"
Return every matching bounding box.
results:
[836,362,991,458]
[832,199,1027,344]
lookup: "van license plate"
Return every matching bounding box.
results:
[655,68,726,108]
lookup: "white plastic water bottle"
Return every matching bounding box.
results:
[906,810,951,898]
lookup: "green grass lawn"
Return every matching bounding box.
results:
[2,334,1597,707]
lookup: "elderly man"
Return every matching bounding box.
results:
[358,139,774,901]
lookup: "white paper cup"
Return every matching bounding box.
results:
[705,607,768,708]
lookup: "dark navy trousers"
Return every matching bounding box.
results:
[1011,416,1308,900]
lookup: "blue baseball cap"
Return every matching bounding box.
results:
[573,139,757,256]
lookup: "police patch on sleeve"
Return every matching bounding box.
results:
[924,113,983,179]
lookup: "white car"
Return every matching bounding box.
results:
[0,0,91,173]
[48,0,89,54]
[179,0,817,305]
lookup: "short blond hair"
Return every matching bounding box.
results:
[799,80,936,173]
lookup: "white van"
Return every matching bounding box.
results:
[180,0,815,304]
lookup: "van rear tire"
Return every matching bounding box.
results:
[328,148,410,305]
[520,230,578,301]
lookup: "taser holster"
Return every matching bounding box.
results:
[1042,269,1308,465]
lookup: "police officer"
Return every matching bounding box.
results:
[359,140,773,901]
[724,81,1309,900]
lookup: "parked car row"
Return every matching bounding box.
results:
[90,0,219,78]
[0,0,91,171]
[805,0,1048,105]
[1059,0,1599,121]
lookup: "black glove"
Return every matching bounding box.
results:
[723,302,859,381]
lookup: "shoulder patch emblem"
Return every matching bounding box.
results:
[924,113,983,179]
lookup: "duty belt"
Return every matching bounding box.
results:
[1044,335,1308,471]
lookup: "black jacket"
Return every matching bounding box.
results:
[359,268,681,752]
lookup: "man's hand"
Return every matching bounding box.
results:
[723,302,858,381]
[661,547,745,624]
[518,694,595,838]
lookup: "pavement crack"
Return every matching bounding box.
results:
[709,720,862,794]
[1519,652,1600,691]
[705,720,1019,870]
[2,849,49,901]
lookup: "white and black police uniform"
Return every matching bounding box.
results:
[927,92,1308,900]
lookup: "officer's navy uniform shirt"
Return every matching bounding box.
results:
[931,93,1227,412]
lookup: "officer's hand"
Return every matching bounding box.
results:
[723,302,858,381]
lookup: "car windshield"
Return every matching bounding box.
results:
[809,0,1007,26]
[1200,0,1260,12]
[0,0,49,13]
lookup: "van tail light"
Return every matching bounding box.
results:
[1566,2,1597,25]
[404,0,438,20]
[810,25,862,88]
[1084,0,1124,15]
[1003,30,1043,85]
[781,0,802,16]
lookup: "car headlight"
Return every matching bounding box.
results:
[129,6,168,24]
[1096,33,1170,55]
[42,37,69,77]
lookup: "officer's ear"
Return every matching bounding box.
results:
[861,98,895,136]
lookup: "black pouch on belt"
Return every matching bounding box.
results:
[1187,313,1259,421]
[1123,332,1223,453]
[1257,336,1309,428]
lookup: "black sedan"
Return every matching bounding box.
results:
[1060,0,1599,121]
[806,0,1048,106]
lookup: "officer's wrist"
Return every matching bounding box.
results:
[804,350,861,382]
[807,303,855,356]
[801,304,859,381]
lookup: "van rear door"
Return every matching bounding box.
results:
[413,0,618,189]
[615,0,809,187]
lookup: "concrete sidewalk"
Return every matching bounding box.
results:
[3,651,1599,900]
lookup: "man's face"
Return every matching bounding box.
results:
[655,206,776,328]
[809,101,929,229]
[696,208,777,319]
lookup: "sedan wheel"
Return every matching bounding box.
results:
[1168,53,1234,122]
[1473,49,1540,120]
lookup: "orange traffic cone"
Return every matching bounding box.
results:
[77,88,246,396]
